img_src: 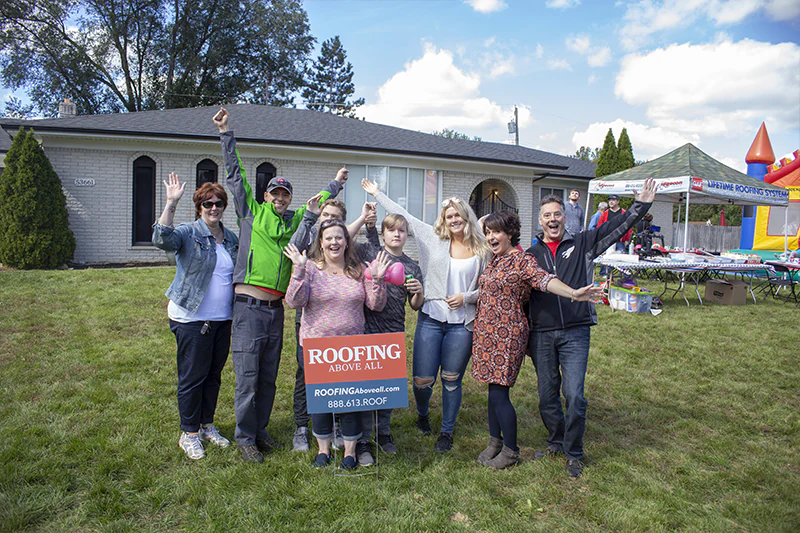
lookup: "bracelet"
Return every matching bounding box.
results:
[570,290,575,302]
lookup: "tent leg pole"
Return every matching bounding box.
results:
[683,192,690,251]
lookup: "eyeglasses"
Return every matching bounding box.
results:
[201,200,225,209]
[320,218,344,229]
[441,197,462,207]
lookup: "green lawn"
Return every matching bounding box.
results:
[0,268,797,532]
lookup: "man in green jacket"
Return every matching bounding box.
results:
[213,108,349,463]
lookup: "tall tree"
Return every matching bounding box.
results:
[572,146,599,162]
[1,96,35,119]
[302,35,364,117]
[0,128,75,268]
[617,128,635,171]
[0,0,316,114]
[594,128,618,177]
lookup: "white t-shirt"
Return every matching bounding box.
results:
[169,244,234,323]
[423,255,479,324]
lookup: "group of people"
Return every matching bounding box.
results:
[153,107,656,478]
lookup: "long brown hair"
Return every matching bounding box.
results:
[309,219,364,280]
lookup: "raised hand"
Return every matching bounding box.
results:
[369,250,392,281]
[283,243,308,267]
[335,167,349,184]
[361,178,380,197]
[635,177,657,203]
[306,193,324,215]
[212,107,229,132]
[163,172,186,204]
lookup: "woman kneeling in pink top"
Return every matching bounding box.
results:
[284,219,391,469]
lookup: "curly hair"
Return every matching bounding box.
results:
[309,218,364,280]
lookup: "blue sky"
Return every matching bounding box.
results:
[303,0,800,170]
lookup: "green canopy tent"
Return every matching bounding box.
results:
[586,143,789,251]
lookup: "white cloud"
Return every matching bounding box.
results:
[620,0,800,51]
[536,43,544,58]
[711,152,747,173]
[566,34,592,55]
[488,58,515,78]
[588,73,598,85]
[615,39,800,136]
[484,36,496,47]
[540,132,558,141]
[547,58,572,70]
[357,44,518,135]
[588,47,612,67]
[566,34,613,68]
[546,0,581,8]
[464,0,507,13]
[572,119,700,160]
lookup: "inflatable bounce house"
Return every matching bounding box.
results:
[740,123,800,252]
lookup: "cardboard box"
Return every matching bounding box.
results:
[609,287,653,313]
[704,279,748,305]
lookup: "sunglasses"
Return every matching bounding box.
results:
[201,200,225,209]
[441,197,462,207]
[320,218,344,229]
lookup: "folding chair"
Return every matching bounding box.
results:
[765,263,799,305]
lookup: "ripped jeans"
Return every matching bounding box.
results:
[412,311,473,435]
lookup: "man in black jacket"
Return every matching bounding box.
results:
[526,178,656,478]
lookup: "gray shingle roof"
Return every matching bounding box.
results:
[0,104,594,178]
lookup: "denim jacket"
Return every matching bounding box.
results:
[152,218,239,314]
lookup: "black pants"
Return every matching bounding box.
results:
[170,319,231,433]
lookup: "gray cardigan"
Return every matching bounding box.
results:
[373,192,487,331]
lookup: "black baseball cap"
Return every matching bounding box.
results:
[266,176,293,195]
[608,194,620,200]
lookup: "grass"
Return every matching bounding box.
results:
[0,267,797,532]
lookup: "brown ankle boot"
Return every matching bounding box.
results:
[477,437,503,466]
[486,445,520,470]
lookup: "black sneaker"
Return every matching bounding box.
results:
[377,434,398,454]
[312,452,331,468]
[356,441,374,466]
[256,435,283,454]
[416,415,432,436]
[566,459,583,478]
[434,432,453,453]
[239,444,264,463]
[339,455,357,470]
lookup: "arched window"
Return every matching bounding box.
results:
[132,156,156,245]
[256,162,277,204]
[196,159,218,188]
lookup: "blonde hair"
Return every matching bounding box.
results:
[434,197,491,260]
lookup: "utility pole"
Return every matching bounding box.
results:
[507,106,519,145]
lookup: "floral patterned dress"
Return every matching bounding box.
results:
[472,249,555,387]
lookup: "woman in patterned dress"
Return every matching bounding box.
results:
[472,211,601,469]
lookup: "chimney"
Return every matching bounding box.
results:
[58,98,77,118]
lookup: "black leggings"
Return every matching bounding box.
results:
[488,384,518,451]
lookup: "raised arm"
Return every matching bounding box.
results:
[591,178,656,257]
[347,202,377,239]
[214,107,257,220]
[361,178,434,240]
[152,172,187,251]
[289,194,323,253]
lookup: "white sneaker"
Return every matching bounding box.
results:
[292,426,310,452]
[179,432,205,460]
[199,424,230,448]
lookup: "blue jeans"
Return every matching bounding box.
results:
[529,325,591,461]
[231,300,284,446]
[170,319,231,433]
[412,311,473,435]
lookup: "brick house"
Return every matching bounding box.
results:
[0,103,607,265]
